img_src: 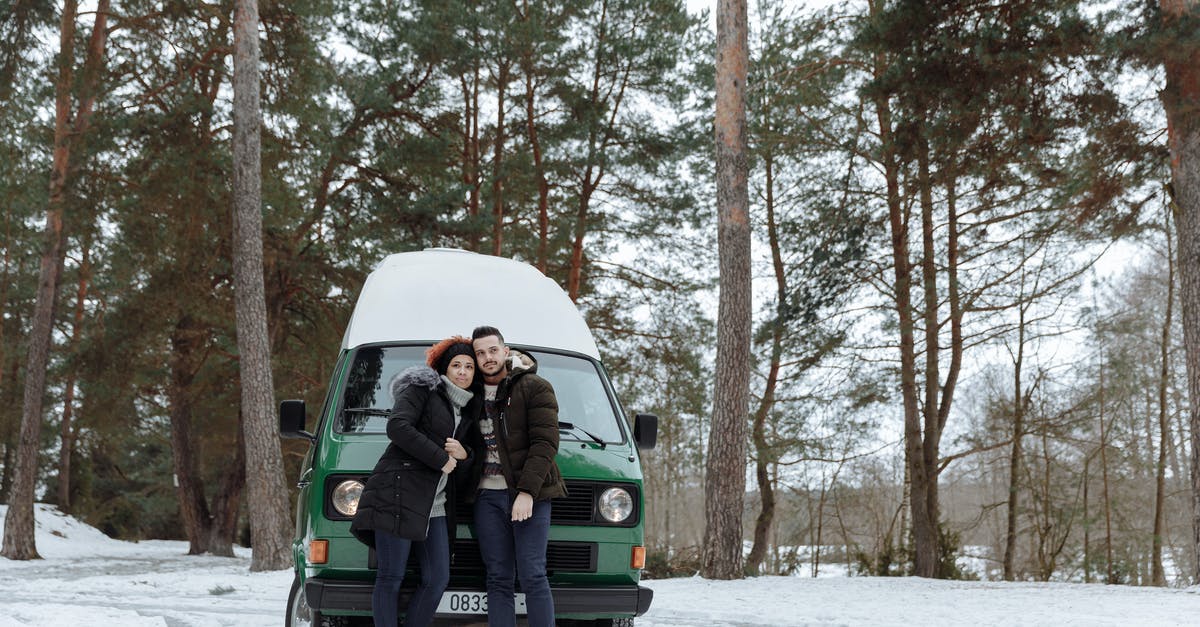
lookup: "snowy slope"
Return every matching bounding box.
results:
[0,504,289,626]
[0,504,1197,626]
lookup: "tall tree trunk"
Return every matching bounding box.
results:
[208,421,247,556]
[1083,453,1092,583]
[1099,356,1115,583]
[1004,303,1027,581]
[0,215,10,415]
[2,0,108,560]
[869,0,925,578]
[812,463,843,578]
[1154,208,1176,586]
[0,231,8,506]
[1156,0,1200,585]
[908,132,940,578]
[567,1,611,301]
[232,0,292,571]
[459,54,482,252]
[746,153,784,576]
[701,0,750,581]
[519,0,551,273]
[491,60,509,257]
[55,243,90,513]
[168,315,212,556]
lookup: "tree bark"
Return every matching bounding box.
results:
[232,0,292,571]
[701,0,750,581]
[1004,303,1027,581]
[0,211,10,424]
[491,60,509,257]
[463,34,482,253]
[911,133,941,578]
[168,315,212,556]
[2,0,108,561]
[1156,0,1200,585]
[520,0,551,274]
[56,243,91,513]
[1099,356,1115,583]
[1083,453,1092,583]
[746,153,783,576]
[567,0,613,302]
[207,420,246,556]
[869,0,926,577]
[1153,208,1175,586]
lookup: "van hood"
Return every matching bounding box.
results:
[553,439,644,484]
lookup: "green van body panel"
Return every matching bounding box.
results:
[289,343,651,622]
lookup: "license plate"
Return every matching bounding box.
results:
[436,591,527,615]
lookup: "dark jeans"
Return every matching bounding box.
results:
[473,489,554,627]
[372,518,450,627]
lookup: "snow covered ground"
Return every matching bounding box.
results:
[1,504,1198,626]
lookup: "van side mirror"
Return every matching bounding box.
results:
[633,413,657,450]
[280,400,315,442]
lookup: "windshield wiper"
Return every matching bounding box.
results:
[343,407,391,416]
[559,421,606,449]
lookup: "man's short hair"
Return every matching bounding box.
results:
[472,325,505,345]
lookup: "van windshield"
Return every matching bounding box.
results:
[336,345,627,445]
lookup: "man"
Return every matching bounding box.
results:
[469,325,566,627]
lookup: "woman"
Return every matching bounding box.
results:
[351,336,479,627]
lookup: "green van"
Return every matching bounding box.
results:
[280,249,657,626]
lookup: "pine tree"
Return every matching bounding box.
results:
[232,0,292,572]
[702,0,751,581]
[1148,0,1200,583]
[2,0,108,560]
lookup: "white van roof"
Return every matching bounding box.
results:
[341,248,601,360]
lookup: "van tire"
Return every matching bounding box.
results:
[286,574,315,627]
[559,620,634,627]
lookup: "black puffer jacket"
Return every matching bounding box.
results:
[351,366,478,546]
[467,351,566,501]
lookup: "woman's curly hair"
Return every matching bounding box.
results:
[425,335,474,370]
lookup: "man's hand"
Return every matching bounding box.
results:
[445,437,467,460]
[441,457,457,474]
[511,492,533,522]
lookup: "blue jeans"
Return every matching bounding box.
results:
[473,489,554,627]
[372,518,449,627]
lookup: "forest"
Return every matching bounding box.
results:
[2,0,1200,587]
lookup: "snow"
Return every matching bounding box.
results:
[0,504,290,626]
[1,504,1198,626]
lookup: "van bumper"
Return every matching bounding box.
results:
[305,579,654,617]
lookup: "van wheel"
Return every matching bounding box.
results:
[559,620,634,627]
[287,576,361,627]
[286,573,319,627]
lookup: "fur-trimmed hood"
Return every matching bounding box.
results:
[389,365,441,404]
[505,349,538,377]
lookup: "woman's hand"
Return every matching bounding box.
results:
[445,437,467,461]
[441,457,457,474]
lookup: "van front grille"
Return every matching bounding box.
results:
[370,540,598,575]
[453,480,612,525]
[552,481,598,523]
[451,539,596,574]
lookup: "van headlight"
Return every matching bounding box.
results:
[331,479,364,517]
[598,487,633,523]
